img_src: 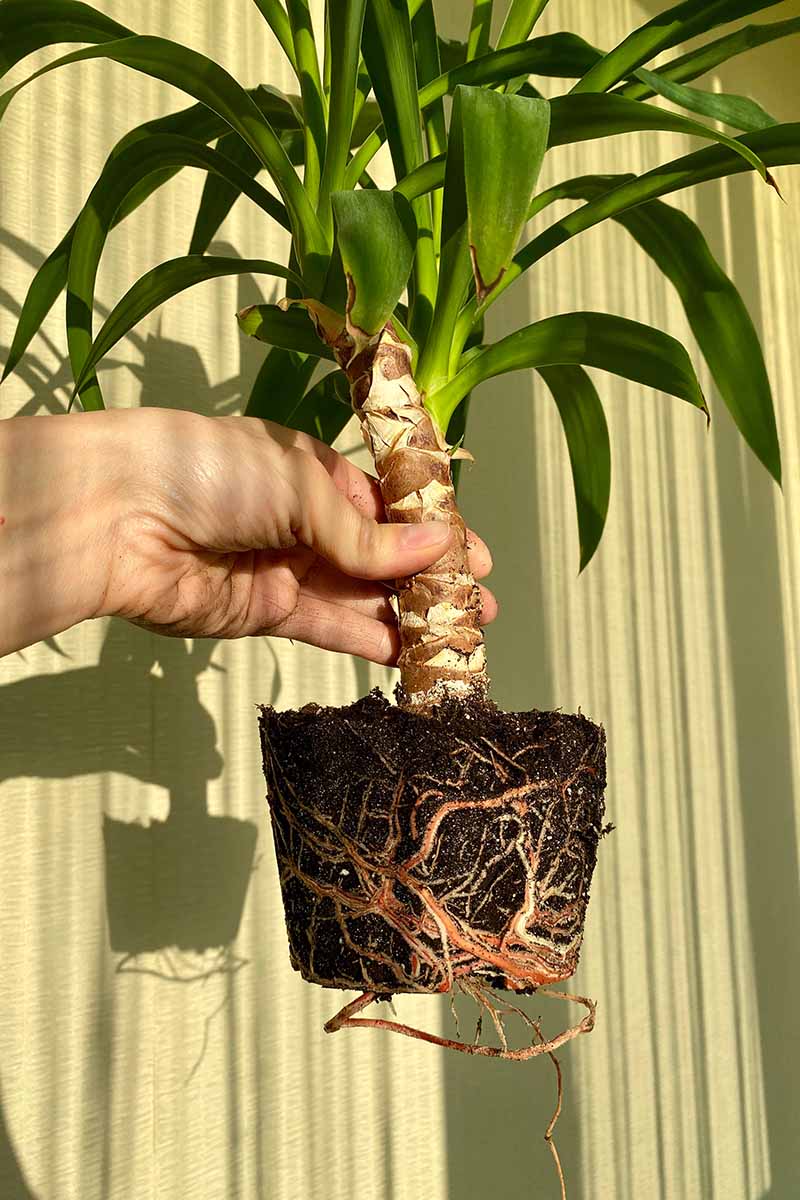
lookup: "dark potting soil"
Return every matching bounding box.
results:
[260,689,607,997]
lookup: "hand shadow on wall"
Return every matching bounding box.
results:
[1,239,269,976]
[0,1075,37,1200]
[0,230,282,1192]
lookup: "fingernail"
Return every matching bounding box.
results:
[399,521,451,546]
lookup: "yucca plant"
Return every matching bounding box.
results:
[2,0,797,1074]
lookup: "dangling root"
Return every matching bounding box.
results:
[325,983,586,1198]
[323,983,595,1060]
[533,1015,567,1200]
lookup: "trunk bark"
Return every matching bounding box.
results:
[335,320,488,709]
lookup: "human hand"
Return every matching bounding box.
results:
[99,408,496,663]
[0,408,494,662]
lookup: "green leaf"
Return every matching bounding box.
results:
[412,2,447,258]
[430,312,707,429]
[0,0,133,77]
[466,1,492,63]
[537,176,780,482]
[2,231,73,383]
[65,132,292,409]
[537,365,610,572]
[237,303,336,359]
[331,190,415,334]
[285,370,353,444]
[633,67,777,133]
[71,257,302,403]
[361,0,423,181]
[489,123,800,318]
[0,97,261,384]
[572,0,783,94]
[286,0,326,204]
[189,132,272,255]
[459,87,550,301]
[250,0,297,71]
[318,0,367,233]
[416,85,473,393]
[245,346,317,418]
[618,17,800,102]
[548,93,772,182]
[361,0,436,338]
[420,32,603,100]
[394,154,446,203]
[497,1,551,48]
[0,36,327,269]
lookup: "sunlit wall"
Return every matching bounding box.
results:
[1,3,798,1198]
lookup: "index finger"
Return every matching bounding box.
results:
[279,425,493,578]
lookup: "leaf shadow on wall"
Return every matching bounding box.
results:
[0,246,268,972]
[0,231,297,1190]
[0,241,274,1190]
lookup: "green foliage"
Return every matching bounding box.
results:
[331,190,415,334]
[538,366,611,573]
[1,0,797,569]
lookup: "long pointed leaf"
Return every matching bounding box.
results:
[532,175,781,482]
[572,0,783,94]
[237,304,335,359]
[548,93,771,182]
[189,132,269,255]
[318,0,366,236]
[286,0,326,204]
[72,257,302,404]
[250,0,297,71]
[331,190,415,334]
[2,101,237,383]
[430,312,707,429]
[480,123,800,327]
[619,17,800,102]
[633,67,777,133]
[497,1,551,48]
[66,133,292,409]
[362,0,436,339]
[245,346,316,418]
[0,36,327,269]
[412,2,447,257]
[537,365,611,572]
[0,0,133,76]
[466,1,492,62]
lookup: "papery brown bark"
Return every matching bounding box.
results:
[335,320,488,708]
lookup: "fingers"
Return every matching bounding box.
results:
[271,424,493,579]
[477,584,498,625]
[285,447,455,581]
[264,586,497,666]
[465,530,492,580]
[298,560,499,626]
[267,593,400,665]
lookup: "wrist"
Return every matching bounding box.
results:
[0,411,125,655]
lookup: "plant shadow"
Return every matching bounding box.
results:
[0,232,273,1185]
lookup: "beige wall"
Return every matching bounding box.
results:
[1,3,798,1198]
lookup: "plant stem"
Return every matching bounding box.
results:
[338,324,488,708]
